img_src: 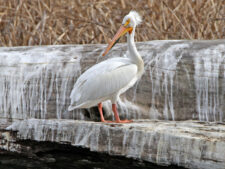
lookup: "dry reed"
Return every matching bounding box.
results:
[0,0,224,46]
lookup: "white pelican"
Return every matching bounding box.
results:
[68,11,144,123]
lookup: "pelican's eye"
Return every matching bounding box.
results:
[124,19,130,27]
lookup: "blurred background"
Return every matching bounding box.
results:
[0,0,224,47]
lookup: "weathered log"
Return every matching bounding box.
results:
[0,41,225,169]
[0,40,224,121]
[3,119,225,169]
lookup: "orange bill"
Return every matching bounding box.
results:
[102,25,133,56]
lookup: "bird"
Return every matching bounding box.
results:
[68,11,144,123]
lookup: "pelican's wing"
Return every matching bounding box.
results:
[70,58,137,107]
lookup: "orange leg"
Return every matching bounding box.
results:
[98,103,112,123]
[112,104,132,123]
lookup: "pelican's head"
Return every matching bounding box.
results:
[122,11,142,28]
[102,11,142,56]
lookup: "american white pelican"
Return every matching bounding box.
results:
[68,11,144,123]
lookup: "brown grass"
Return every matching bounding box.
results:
[0,0,224,46]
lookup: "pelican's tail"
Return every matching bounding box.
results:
[68,102,85,111]
[68,105,77,111]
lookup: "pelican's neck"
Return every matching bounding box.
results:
[127,27,142,65]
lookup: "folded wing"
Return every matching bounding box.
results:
[70,58,137,108]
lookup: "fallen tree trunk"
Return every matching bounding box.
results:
[2,119,225,169]
[0,40,224,121]
[0,40,225,169]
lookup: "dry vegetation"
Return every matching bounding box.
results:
[0,0,224,46]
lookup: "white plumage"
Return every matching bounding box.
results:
[69,58,137,109]
[68,11,144,123]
